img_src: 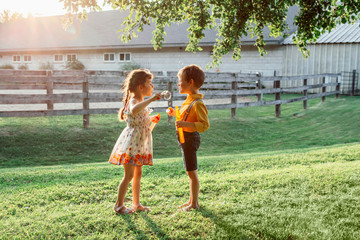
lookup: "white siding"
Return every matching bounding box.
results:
[0,52,73,70]
[283,44,360,76]
[220,45,283,76]
[0,45,283,78]
[129,45,283,78]
[283,43,360,92]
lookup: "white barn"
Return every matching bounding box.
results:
[282,21,360,93]
[0,9,298,76]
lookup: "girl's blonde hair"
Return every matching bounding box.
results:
[118,69,153,121]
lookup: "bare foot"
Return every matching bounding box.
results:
[132,204,151,212]
[113,205,134,214]
[178,202,191,209]
[180,204,200,212]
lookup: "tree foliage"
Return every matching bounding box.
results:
[0,64,14,69]
[65,59,85,70]
[60,0,360,68]
[121,61,142,71]
[0,10,23,23]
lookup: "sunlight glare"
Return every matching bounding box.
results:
[2,0,68,17]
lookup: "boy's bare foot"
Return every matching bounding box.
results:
[178,202,191,209]
[132,204,151,212]
[113,205,134,214]
[180,204,200,212]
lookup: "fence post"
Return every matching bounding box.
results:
[352,69,356,96]
[82,74,90,128]
[303,78,307,109]
[256,78,262,102]
[336,76,340,99]
[46,70,53,111]
[322,77,326,102]
[231,74,237,118]
[167,79,173,123]
[274,79,281,117]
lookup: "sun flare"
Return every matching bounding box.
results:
[2,0,67,17]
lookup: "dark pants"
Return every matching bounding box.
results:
[177,131,201,171]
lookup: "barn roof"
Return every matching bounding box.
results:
[0,8,298,53]
[283,21,360,44]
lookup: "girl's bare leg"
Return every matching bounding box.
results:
[114,164,135,214]
[132,165,150,211]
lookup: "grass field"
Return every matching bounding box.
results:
[0,95,359,239]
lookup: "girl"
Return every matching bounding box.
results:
[109,69,162,214]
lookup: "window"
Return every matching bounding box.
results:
[119,53,131,62]
[54,55,64,62]
[66,54,77,62]
[24,55,32,62]
[104,53,115,62]
[12,55,21,63]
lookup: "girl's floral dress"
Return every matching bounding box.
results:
[109,107,153,166]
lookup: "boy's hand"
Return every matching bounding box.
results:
[166,107,175,117]
[175,120,187,128]
[176,120,196,129]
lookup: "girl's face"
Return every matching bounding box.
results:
[177,73,191,94]
[141,77,154,97]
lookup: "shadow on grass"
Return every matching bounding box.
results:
[141,214,170,239]
[119,213,170,240]
[120,214,149,240]
[199,206,249,239]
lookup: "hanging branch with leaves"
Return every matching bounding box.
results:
[60,0,360,68]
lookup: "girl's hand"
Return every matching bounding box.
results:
[150,114,161,123]
[150,92,162,102]
[166,107,175,117]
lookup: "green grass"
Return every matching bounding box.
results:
[0,95,360,239]
[1,95,359,168]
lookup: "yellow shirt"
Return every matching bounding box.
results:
[180,94,210,133]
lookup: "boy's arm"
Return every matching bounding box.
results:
[193,102,209,132]
[176,121,196,129]
[175,102,209,132]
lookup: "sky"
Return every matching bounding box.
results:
[2,0,112,17]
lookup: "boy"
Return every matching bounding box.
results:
[167,64,210,211]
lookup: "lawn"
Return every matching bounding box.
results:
[0,95,359,239]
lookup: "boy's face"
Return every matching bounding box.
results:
[177,73,192,94]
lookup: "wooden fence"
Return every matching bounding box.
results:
[0,70,341,127]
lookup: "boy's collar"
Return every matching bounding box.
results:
[187,93,204,100]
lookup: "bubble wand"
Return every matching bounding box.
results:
[175,106,185,143]
[163,91,184,143]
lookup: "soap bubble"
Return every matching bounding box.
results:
[161,91,172,100]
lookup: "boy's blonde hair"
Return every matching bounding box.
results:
[178,64,205,88]
[118,69,153,121]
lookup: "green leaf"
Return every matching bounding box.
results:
[59,0,360,68]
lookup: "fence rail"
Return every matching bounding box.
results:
[0,70,341,127]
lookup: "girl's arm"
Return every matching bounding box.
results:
[130,93,162,115]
